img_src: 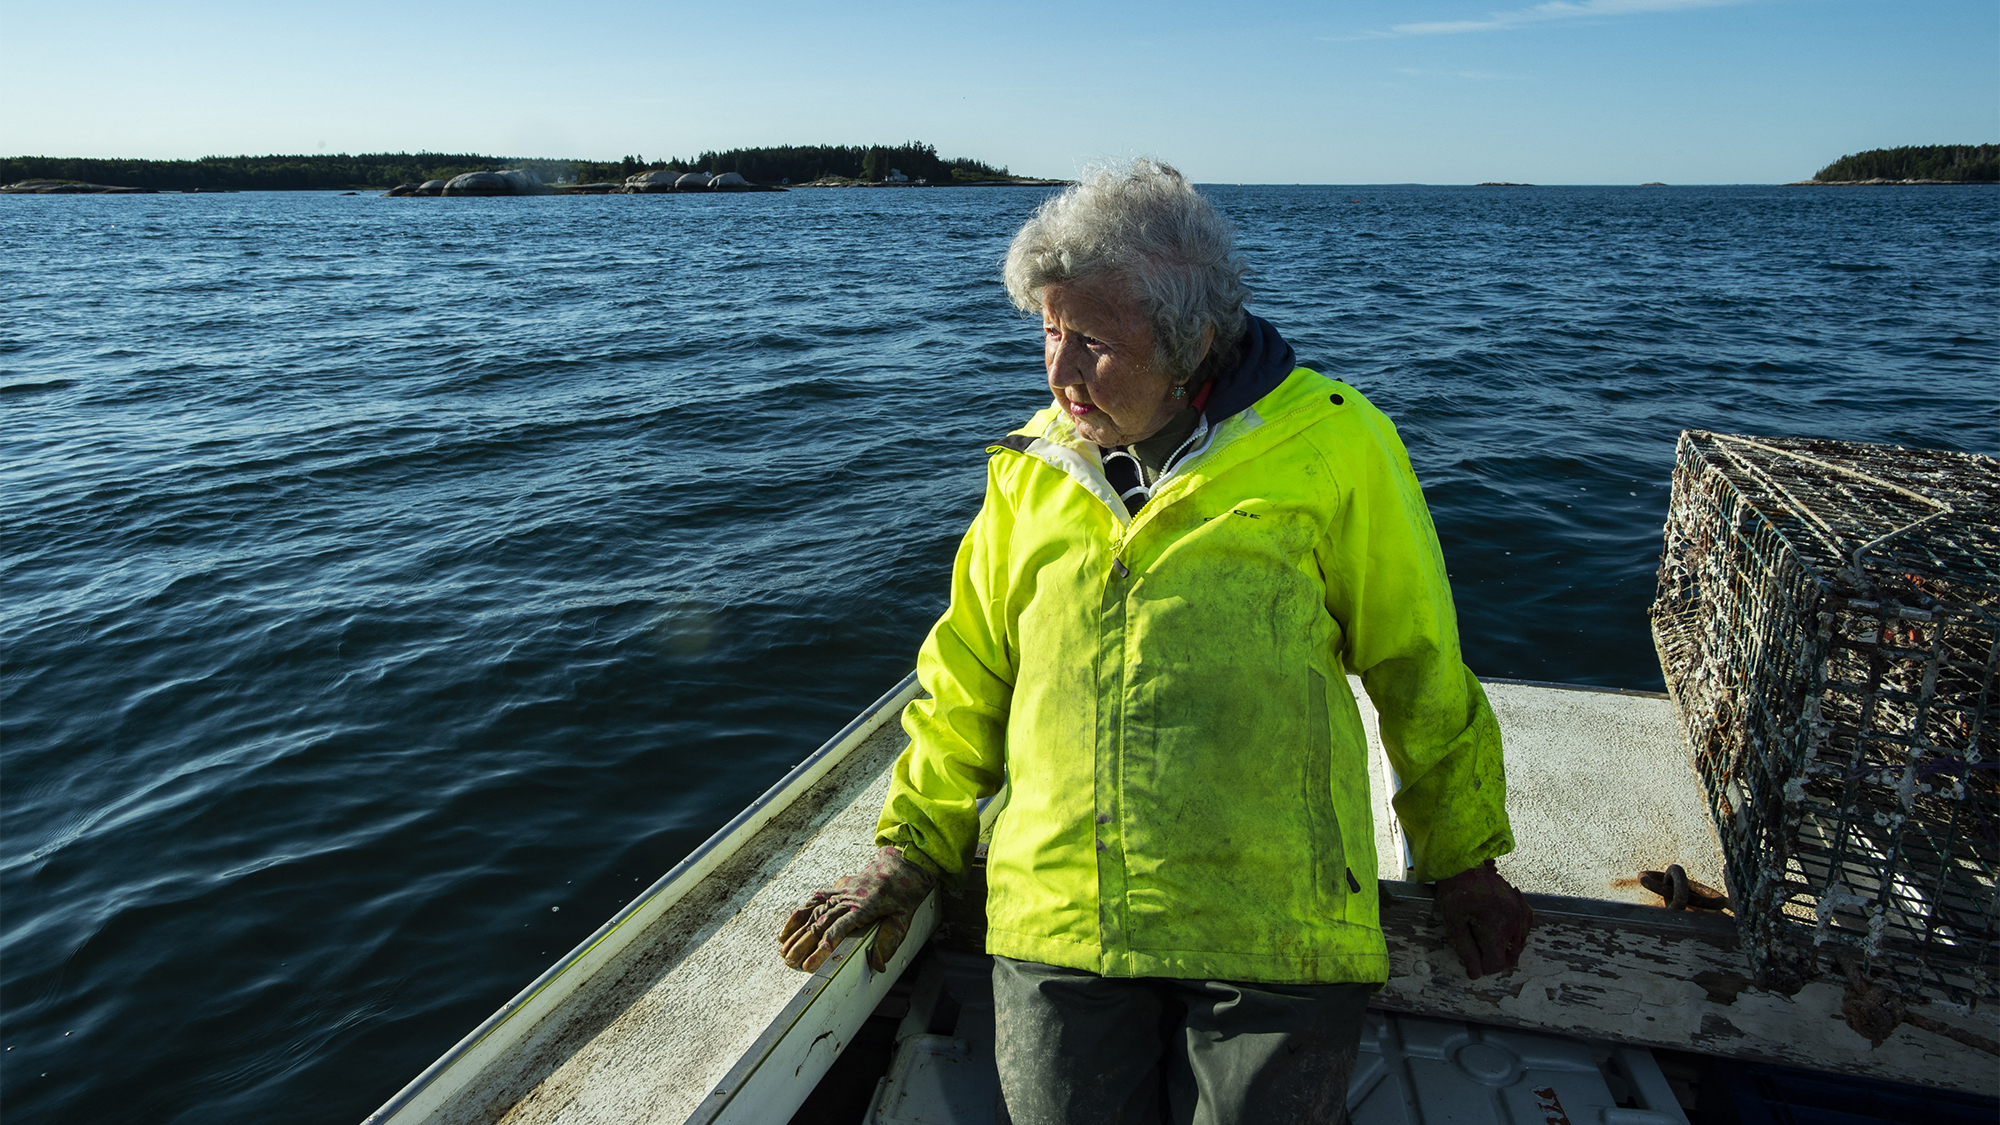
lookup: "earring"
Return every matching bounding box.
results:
[1171,384,1188,399]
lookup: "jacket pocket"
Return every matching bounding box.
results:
[1305,669,1345,917]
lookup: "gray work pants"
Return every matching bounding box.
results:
[991,955,1371,1125]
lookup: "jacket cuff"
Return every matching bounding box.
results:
[877,832,948,878]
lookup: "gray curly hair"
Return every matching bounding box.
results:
[1003,159,1250,381]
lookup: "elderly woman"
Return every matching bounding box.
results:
[780,161,1532,1124]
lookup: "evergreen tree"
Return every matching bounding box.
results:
[1813,145,1998,183]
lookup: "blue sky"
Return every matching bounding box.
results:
[4,0,1993,182]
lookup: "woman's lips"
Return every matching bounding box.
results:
[1065,399,1095,416]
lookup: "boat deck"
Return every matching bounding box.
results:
[1363,678,1726,900]
[370,678,1998,1125]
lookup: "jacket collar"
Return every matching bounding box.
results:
[999,313,1300,451]
[991,317,1321,527]
[996,369,1335,529]
[1198,313,1296,428]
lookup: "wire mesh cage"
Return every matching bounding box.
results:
[1650,430,1999,1010]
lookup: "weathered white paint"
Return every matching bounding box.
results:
[1374,882,1996,1096]
[705,895,938,1125]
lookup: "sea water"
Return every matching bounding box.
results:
[1,184,1993,1123]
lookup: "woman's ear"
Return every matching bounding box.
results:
[1196,323,1216,367]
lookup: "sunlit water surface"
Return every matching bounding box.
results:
[2,184,1993,1123]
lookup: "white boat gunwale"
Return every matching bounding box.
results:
[689,892,940,1125]
[363,671,923,1125]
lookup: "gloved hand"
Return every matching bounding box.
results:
[779,845,936,973]
[1435,859,1534,979]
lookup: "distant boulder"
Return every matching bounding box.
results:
[709,172,748,187]
[624,170,682,193]
[501,169,552,194]
[443,172,510,196]
[442,169,552,197]
[674,172,712,188]
[385,182,421,197]
[418,180,448,196]
[2,180,154,194]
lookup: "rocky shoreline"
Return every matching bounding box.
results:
[380,168,1061,196]
[382,169,787,196]
[2,180,161,194]
[0,175,1061,197]
[1785,178,1995,186]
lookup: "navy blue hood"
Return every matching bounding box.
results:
[1198,313,1296,426]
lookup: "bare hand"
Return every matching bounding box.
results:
[778,846,935,972]
[1435,859,1533,979]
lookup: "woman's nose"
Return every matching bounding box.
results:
[1047,337,1083,386]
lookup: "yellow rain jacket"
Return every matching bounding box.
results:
[877,366,1513,985]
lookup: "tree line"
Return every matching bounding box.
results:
[571,143,1016,185]
[1813,145,1997,183]
[0,153,511,191]
[4,143,1025,191]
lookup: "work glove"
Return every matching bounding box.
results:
[1435,859,1534,979]
[779,845,936,973]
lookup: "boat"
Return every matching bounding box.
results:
[363,671,1998,1124]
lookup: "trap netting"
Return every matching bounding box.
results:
[1650,430,1999,1008]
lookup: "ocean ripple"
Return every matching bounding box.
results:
[1,184,1994,1124]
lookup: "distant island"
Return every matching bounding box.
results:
[0,143,1055,194]
[570,143,1046,188]
[1798,144,1997,185]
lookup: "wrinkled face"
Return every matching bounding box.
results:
[1042,275,1184,447]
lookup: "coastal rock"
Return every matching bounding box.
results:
[385,182,421,197]
[709,172,748,188]
[2,180,155,194]
[418,180,447,196]
[674,172,712,188]
[441,170,553,197]
[500,169,553,195]
[442,172,510,196]
[624,170,683,193]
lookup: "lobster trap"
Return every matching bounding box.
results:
[1650,430,1999,1010]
